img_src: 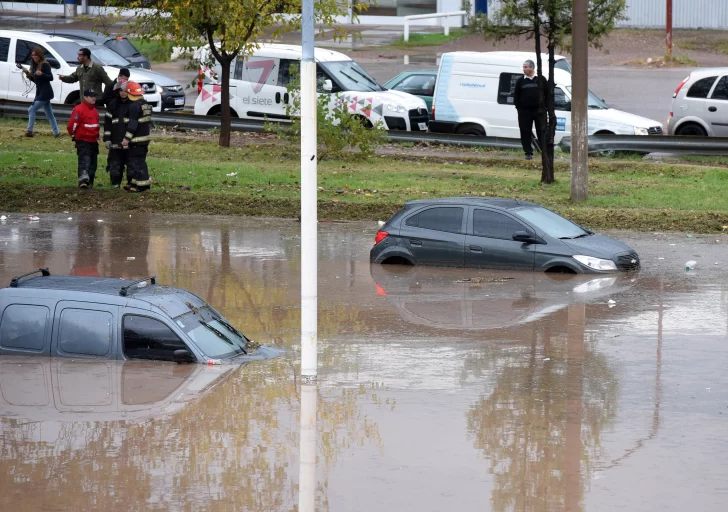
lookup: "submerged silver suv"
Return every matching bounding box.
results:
[668,68,728,136]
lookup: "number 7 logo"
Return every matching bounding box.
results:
[246,59,276,93]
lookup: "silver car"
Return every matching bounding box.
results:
[668,68,728,136]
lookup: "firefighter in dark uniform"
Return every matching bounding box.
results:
[122,81,153,192]
[103,81,132,188]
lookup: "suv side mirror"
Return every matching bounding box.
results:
[173,349,195,364]
[322,79,333,92]
[513,231,540,244]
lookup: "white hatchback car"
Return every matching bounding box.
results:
[668,68,728,136]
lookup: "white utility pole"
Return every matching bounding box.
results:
[300,0,318,380]
[298,383,317,512]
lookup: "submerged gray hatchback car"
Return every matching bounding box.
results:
[0,269,269,363]
[370,198,640,274]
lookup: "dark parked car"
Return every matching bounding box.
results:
[43,30,151,69]
[0,269,278,363]
[370,197,640,274]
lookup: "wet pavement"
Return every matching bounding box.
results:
[1,213,727,511]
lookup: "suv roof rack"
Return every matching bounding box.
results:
[10,268,51,288]
[119,276,156,297]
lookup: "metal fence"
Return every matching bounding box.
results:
[486,0,728,30]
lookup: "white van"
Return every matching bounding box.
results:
[193,44,430,131]
[429,52,663,141]
[0,30,162,110]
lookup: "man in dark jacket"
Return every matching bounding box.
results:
[513,60,544,160]
[67,90,100,189]
[122,82,153,193]
[59,47,112,107]
[103,81,132,188]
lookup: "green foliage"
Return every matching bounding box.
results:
[266,73,386,160]
[129,38,173,63]
[391,29,468,47]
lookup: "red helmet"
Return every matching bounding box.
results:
[126,81,144,96]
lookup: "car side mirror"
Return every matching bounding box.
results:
[322,79,333,92]
[47,58,61,69]
[173,349,195,364]
[513,231,540,244]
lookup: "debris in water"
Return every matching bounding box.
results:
[0,215,6,220]
[685,260,697,270]
[28,216,40,221]
[127,257,136,261]
[97,219,104,223]
[456,277,514,284]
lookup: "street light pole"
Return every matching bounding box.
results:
[666,0,673,58]
[301,0,318,381]
[570,0,589,202]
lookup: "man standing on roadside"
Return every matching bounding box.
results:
[59,48,113,107]
[123,81,153,193]
[68,90,100,189]
[104,81,132,188]
[513,60,544,161]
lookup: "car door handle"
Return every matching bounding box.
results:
[469,245,482,252]
[409,239,422,246]
[709,106,717,112]
[284,93,290,104]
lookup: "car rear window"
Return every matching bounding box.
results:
[0,304,49,351]
[105,38,139,58]
[687,76,718,98]
[406,207,463,233]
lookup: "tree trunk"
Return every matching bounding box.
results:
[540,42,556,185]
[219,58,232,148]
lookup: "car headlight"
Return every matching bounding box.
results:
[386,103,406,113]
[634,127,649,136]
[573,255,618,271]
[156,85,164,94]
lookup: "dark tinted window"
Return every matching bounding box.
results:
[554,87,570,111]
[104,38,138,58]
[393,74,436,96]
[278,59,299,87]
[15,39,36,64]
[0,37,9,62]
[409,207,463,233]
[0,304,49,351]
[59,309,112,356]
[687,76,718,98]
[473,209,527,239]
[555,59,572,73]
[123,315,188,361]
[405,213,419,227]
[234,55,245,81]
[711,76,728,100]
[498,72,521,105]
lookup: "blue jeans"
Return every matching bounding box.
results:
[27,100,59,135]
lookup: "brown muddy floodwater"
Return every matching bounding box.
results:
[1,212,727,511]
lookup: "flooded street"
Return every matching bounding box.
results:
[1,213,727,511]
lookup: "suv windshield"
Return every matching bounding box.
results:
[512,206,589,239]
[175,306,249,359]
[89,45,130,67]
[48,41,83,65]
[319,61,384,92]
[566,86,609,109]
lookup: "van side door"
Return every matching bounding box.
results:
[705,75,728,136]
[0,36,11,100]
[51,301,119,360]
[239,55,284,120]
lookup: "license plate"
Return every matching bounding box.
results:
[418,122,427,131]
[175,97,185,106]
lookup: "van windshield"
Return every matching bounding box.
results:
[319,61,384,92]
[174,306,250,359]
[566,86,609,109]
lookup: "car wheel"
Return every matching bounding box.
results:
[455,124,486,137]
[676,123,707,136]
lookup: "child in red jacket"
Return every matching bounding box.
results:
[67,89,100,189]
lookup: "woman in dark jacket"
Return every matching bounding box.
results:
[17,47,59,137]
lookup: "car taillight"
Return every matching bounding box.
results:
[673,76,689,98]
[431,104,435,120]
[669,111,673,117]
[374,230,388,245]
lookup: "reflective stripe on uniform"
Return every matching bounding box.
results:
[137,116,152,123]
[105,112,113,118]
[111,119,120,124]
[131,178,152,186]
[124,132,133,139]
[130,135,151,143]
[84,124,99,128]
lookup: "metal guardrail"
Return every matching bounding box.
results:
[3,99,728,155]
